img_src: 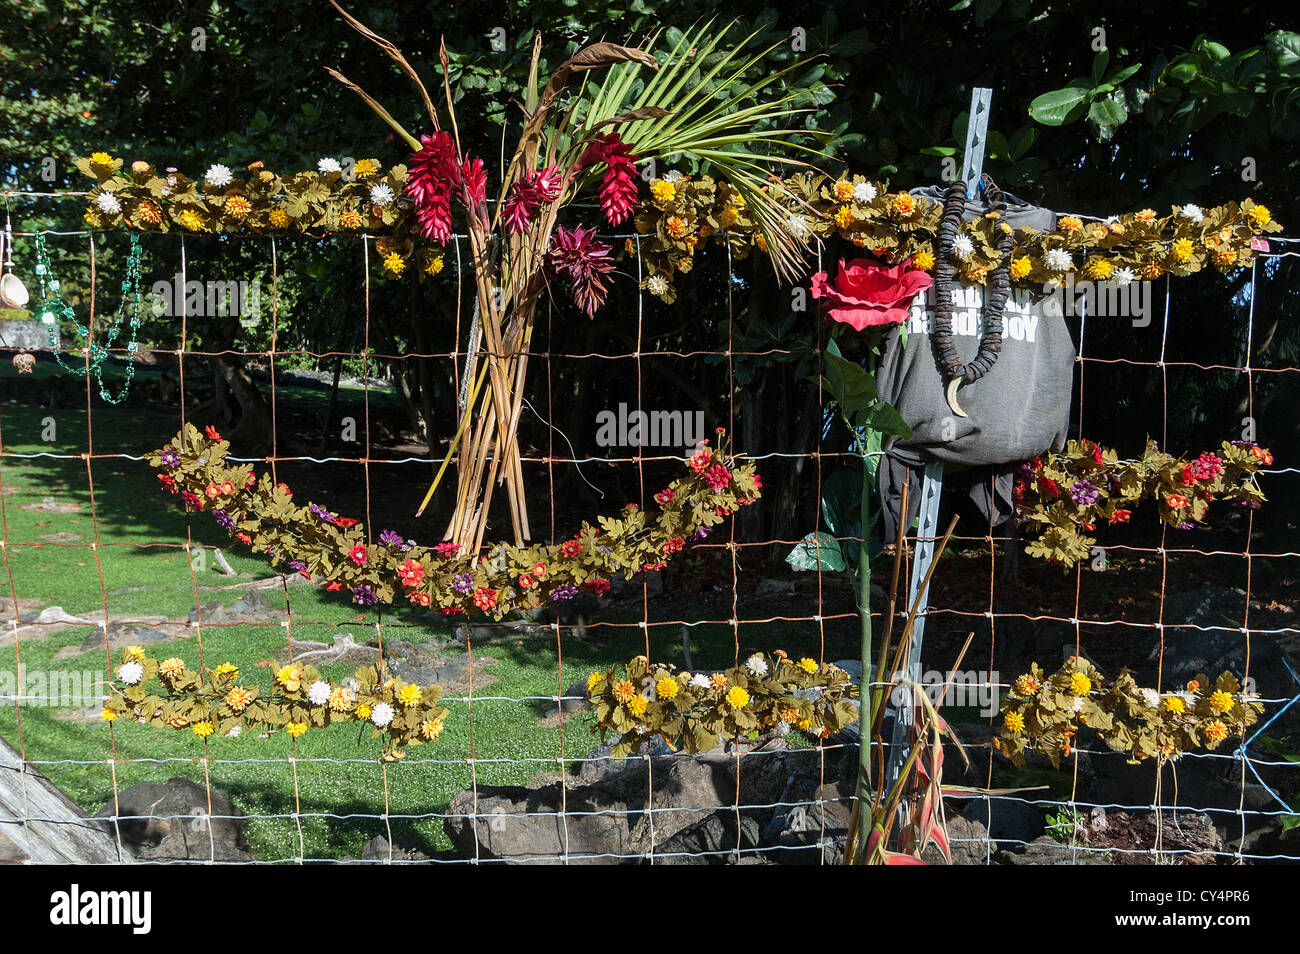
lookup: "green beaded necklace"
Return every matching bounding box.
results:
[33,232,145,404]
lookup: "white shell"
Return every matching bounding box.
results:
[945,377,968,418]
[0,272,28,309]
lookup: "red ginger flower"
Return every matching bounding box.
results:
[407,132,459,243]
[578,133,639,226]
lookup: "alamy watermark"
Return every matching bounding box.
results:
[889,668,1001,717]
[0,668,105,706]
[1040,274,1154,327]
[151,273,262,327]
[595,403,705,448]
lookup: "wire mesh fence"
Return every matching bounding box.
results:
[1,190,1297,864]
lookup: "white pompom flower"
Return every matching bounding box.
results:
[317,157,342,174]
[204,164,233,188]
[116,662,143,685]
[95,192,121,215]
[951,234,975,259]
[1179,204,1204,223]
[307,680,331,706]
[689,673,712,690]
[370,702,395,728]
[1045,248,1073,272]
[853,182,878,204]
[745,654,769,678]
[369,183,395,207]
[1113,266,1136,286]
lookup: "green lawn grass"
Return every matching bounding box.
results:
[0,394,814,859]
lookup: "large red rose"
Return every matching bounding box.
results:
[810,257,932,330]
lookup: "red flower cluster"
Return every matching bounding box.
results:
[663,537,685,555]
[704,464,731,491]
[547,225,615,317]
[583,579,611,596]
[560,539,582,558]
[577,133,639,226]
[407,132,487,243]
[398,559,425,587]
[502,164,562,234]
[473,587,499,610]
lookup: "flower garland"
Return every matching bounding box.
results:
[1015,438,1272,569]
[995,657,1262,768]
[149,423,761,619]
[585,652,859,758]
[78,156,1280,301]
[632,171,1280,300]
[101,646,450,759]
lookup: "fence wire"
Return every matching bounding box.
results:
[0,191,1296,865]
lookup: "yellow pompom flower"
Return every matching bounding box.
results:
[586,672,605,694]
[780,706,800,724]
[1013,674,1040,696]
[718,205,739,228]
[832,179,854,202]
[913,250,936,271]
[137,202,163,225]
[423,252,445,276]
[1163,696,1186,714]
[964,264,988,285]
[890,193,916,217]
[286,722,308,738]
[650,180,676,203]
[275,665,302,692]
[1171,238,1195,263]
[1203,720,1229,744]
[101,707,119,722]
[1209,690,1234,714]
[612,679,636,703]
[267,208,290,229]
[628,695,648,717]
[193,722,215,738]
[339,208,363,230]
[1085,258,1113,280]
[798,658,818,674]
[797,717,813,731]
[329,687,355,712]
[1212,248,1237,267]
[225,687,253,712]
[1010,256,1033,279]
[656,677,679,700]
[353,158,380,177]
[124,645,146,663]
[214,662,238,678]
[383,252,407,276]
[1247,204,1272,227]
[1134,208,1157,223]
[725,686,750,709]
[1003,711,1025,734]
[159,657,186,679]
[354,703,372,720]
[398,684,422,707]
[666,215,689,239]
[834,205,855,229]
[225,195,252,218]
[90,151,115,168]
[177,210,204,231]
[1058,215,1083,231]
[1069,672,1092,696]
[420,718,445,741]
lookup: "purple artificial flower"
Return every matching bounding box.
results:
[309,503,335,523]
[213,508,235,531]
[288,560,307,574]
[378,529,404,548]
[160,447,180,469]
[1238,499,1261,510]
[1176,521,1195,530]
[352,584,379,606]
[691,526,712,541]
[1070,479,1099,506]
[550,583,579,602]
[452,572,473,595]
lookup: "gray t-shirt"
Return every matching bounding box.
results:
[876,284,1076,467]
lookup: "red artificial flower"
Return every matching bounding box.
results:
[518,573,536,590]
[1036,475,1059,498]
[245,470,256,489]
[434,542,461,556]
[560,540,582,558]
[236,532,252,545]
[204,425,222,441]
[296,566,312,580]
[582,578,611,596]
[158,473,176,492]
[688,448,712,474]
[532,563,547,579]
[1166,494,1189,509]
[1108,509,1131,524]
[205,482,222,498]
[752,473,763,490]
[348,544,367,566]
[810,257,933,331]
[439,604,463,614]
[325,581,343,592]
[704,464,731,491]
[473,587,499,610]
[221,480,235,495]
[409,591,432,607]
[181,491,203,511]
[654,489,675,505]
[663,537,685,555]
[275,482,292,499]
[626,503,639,513]
[398,559,425,587]
[641,561,667,572]
[1181,463,1199,486]
[1250,445,1273,465]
